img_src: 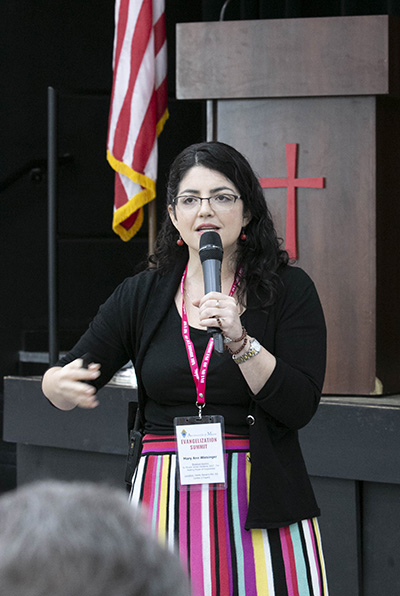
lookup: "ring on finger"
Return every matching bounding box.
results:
[216,300,220,308]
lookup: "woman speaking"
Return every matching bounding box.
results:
[42,141,329,596]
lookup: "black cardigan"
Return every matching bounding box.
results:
[58,255,326,529]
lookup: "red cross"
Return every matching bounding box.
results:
[259,143,325,260]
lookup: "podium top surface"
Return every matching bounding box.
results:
[177,15,400,99]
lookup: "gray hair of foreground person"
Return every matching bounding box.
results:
[0,480,191,596]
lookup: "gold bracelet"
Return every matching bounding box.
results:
[232,338,261,364]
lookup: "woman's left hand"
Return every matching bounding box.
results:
[193,291,276,394]
[194,291,243,341]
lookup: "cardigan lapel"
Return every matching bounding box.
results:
[134,254,188,413]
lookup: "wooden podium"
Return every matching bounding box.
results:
[177,15,400,396]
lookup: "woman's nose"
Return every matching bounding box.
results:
[198,197,214,215]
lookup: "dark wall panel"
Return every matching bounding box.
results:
[16,444,126,488]
[363,482,400,595]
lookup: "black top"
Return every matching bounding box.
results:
[57,254,327,529]
[142,302,250,434]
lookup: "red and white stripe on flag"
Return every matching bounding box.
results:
[107,0,168,241]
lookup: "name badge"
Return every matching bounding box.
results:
[174,415,226,490]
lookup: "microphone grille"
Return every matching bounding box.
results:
[199,231,223,263]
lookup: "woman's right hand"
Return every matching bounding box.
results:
[41,359,101,410]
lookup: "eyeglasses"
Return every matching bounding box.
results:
[174,193,241,212]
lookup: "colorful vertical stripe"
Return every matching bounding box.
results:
[107,0,168,241]
[130,435,329,596]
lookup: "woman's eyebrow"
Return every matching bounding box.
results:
[179,186,235,194]
[178,188,201,195]
[210,186,236,193]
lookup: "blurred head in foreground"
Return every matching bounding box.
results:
[0,480,191,596]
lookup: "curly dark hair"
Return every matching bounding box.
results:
[149,141,289,308]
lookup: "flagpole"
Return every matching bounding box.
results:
[148,199,157,255]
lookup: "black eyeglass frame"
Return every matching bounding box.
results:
[173,193,241,210]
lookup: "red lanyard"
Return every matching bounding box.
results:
[180,264,242,415]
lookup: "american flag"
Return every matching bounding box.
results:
[107,0,168,241]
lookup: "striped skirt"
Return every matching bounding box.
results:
[129,434,329,596]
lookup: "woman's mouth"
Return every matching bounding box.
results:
[196,225,220,233]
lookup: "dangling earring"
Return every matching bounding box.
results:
[240,228,247,242]
[177,235,184,246]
